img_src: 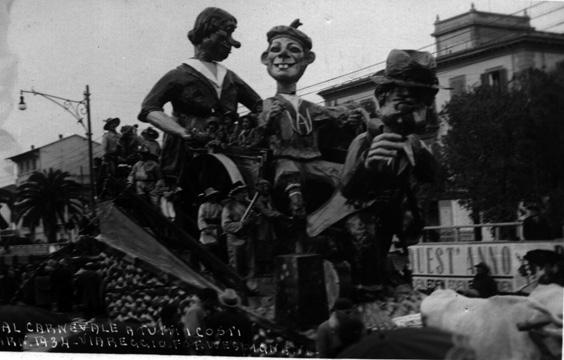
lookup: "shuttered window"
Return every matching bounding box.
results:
[449,75,467,96]
[480,68,508,90]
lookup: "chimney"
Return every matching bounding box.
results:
[31,145,34,150]
[59,134,63,140]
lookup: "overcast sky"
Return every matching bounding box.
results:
[0,0,563,185]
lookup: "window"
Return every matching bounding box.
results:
[481,67,508,90]
[449,75,467,97]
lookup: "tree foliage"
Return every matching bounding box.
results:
[15,169,85,242]
[440,62,564,224]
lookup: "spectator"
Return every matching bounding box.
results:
[33,265,52,309]
[180,287,219,335]
[316,297,358,358]
[50,258,74,312]
[160,181,180,222]
[101,117,121,198]
[334,314,366,356]
[140,127,161,158]
[119,125,142,166]
[159,302,189,354]
[235,114,261,149]
[254,179,283,274]
[221,181,257,280]
[468,262,498,298]
[523,204,552,240]
[127,145,164,205]
[197,187,224,266]
[205,288,253,356]
[75,262,106,319]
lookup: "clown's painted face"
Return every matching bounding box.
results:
[261,37,315,83]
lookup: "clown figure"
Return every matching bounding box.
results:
[257,20,367,221]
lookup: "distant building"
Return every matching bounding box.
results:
[0,134,102,242]
[434,6,564,112]
[317,6,564,239]
[433,7,564,235]
[6,134,102,186]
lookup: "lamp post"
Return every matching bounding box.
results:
[18,85,96,213]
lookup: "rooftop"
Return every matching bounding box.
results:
[6,134,101,162]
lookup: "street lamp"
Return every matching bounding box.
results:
[18,85,96,213]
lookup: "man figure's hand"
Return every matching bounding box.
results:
[345,107,369,129]
[364,132,404,169]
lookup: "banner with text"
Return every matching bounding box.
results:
[409,240,564,292]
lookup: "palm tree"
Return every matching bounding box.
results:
[15,169,85,243]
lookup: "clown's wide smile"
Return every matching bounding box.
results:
[273,60,296,70]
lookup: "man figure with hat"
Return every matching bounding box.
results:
[310,49,440,290]
[257,19,367,221]
[140,127,161,158]
[221,181,257,281]
[138,7,262,208]
[343,49,439,289]
[197,187,224,262]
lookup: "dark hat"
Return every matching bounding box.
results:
[201,187,220,200]
[141,127,159,140]
[371,49,446,92]
[120,125,136,135]
[474,262,491,273]
[218,288,242,308]
[103,117,120,130]
[228,181,247,197]
[188,7,239,48]
[266,19,312,51]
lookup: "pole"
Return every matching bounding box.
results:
[84,85,96,213]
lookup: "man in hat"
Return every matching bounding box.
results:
[101,117,121,198]
[311,49,440,290]
[221,181,257,280]
[197,187,224,262]
[468,262,498,298]
[257,19,367,220]
[138,7,262,196]
[205,288,253,356]
[316,297,362,358]
[119,125,143,166]
[254,178,284,272]
[140,127,161,158]
[127,144,165,205]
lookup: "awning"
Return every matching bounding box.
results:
[96,202,219,291]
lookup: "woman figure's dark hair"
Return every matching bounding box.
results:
[187,7,237,46]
